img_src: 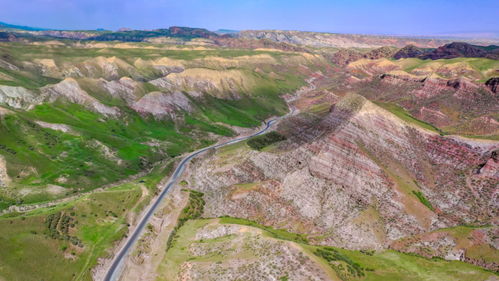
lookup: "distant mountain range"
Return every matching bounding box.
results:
[0,21,47,31]
[1,20,498,49]
[215,29,239,35]
[393,42,499,60]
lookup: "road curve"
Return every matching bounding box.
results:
[103,113,290,281]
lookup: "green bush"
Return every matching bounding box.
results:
[45,212,82,246]
[219,216,308,244]
[412,191,434,211]
[166,190,205,250]
[247,132,286,150]
[314,247,365,278]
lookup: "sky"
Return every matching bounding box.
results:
[1,0,498,37]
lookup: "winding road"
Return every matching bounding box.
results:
[103,110,293,281]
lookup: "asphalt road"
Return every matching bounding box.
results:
[103,114,288,281]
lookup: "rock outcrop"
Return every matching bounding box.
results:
[478,150,499,179]
[131,91,192,118]
[0,85,40,109]
[238,30,462,48]
[41,78,120,116]
[152,68,252,99]
[344,57,499,136]
[421,42,497,60]
[0,155,10,187]
[331,47,396,66]
[393,42,499,60]
[159,220,334,281]
[187,94,498,254]
[100,77,141,104]
[331,49,364,66]
[391,226,498,271]
[393,45,430,59]
[0,79,121,116]
[35,121,79,136]
[485,77,499,93]
[0,31,16,42]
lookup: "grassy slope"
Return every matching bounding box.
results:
[0,43,292,66]
[358,57,499,138]
[0,103,202,208]
[158,187,494,281]
[247,131,287,150]
[374,101,499,140]
[0,42,312,209]
[160,218,496,281]
[308,246,496,281]
[396,57,499,80]
[0,183,141,281]
[0,157,175,281]
[373,101,444,134]
[219,216,308,243]
[395,225,499,266]
[0,41,317,280]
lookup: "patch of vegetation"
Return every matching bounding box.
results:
[0,66,60,89]
[179,190,205,221]
[45,211,83,247]
[219,216,308,244]
[399,57,499,79]
[0,42,286,62]
[457,134,499,141]
[0,183,142,281]
[360,249,375,256]
[194,94,287,128]
[0,41,316,208]
[412,190,435,211]
[140,160,175,191]
[160,218,497,281]
[24,103,197,158]
[218,216,495,281]
[185,70,303,128]
[247,131,287,150]
[0,102,221,208]
[183,115,234,137]
[88,27,218,42]
[374,101,445,135]
[0,195,16,210]
[0,112,138,200]
[314,246,367,279]
[338,248,495,281]
[166,190,205,250]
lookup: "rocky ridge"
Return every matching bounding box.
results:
[0,46,324,118]
[486,77,499,93]
[341,56,499,136]
[185,92,498,267]
[0,155,10,187]
[239,30,498,48]
[158,219,334,281]
[334,42,499,69]
[420,42,499,60]
[392,42,499,60]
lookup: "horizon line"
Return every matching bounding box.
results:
[1,20,499,41]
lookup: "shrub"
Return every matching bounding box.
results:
[166,190,205,250]
[247,132,286,150]
[314,247,365,278]
[412,191,434,211]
